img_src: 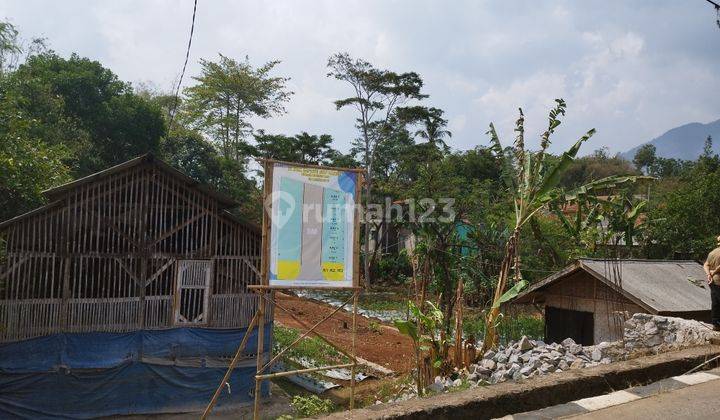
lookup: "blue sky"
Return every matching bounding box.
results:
[2,0,719,155]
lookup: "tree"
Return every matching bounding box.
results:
[633,144,657,174]
[0,112,71,221]
[410,106,452,153]
[0,20,21,75]
[327,52,427,285]
[647,162,720,259]
[184,54,292,160]
[253,131,338,165]
[8,53,166,175]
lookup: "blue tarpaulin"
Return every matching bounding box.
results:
[0,326,272,418]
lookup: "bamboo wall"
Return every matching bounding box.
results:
[0,161,263,342]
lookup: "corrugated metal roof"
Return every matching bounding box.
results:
[515,259,711,313]
[579,259,710,313]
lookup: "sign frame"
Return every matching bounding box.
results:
[260,158,364,290]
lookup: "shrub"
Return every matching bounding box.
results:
[290,395,335,417]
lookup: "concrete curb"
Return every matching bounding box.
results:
[503,368,720,419]
[323,345,720,420]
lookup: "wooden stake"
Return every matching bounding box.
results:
[253,290,265,420]
[350,290,359,409]
[201,311,259,419]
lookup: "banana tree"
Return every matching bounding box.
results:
[550,179,654,252]
[480,99,646,353]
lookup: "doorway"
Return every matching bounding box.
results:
[174,260,211,325]
[545,306,594,345]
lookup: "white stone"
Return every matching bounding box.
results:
[518,336,534,351]
[481,359,496,370]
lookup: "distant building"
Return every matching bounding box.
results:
[514,259,711,345]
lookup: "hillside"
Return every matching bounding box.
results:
[622,119,720,161]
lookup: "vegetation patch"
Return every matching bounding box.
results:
[273,325,347,366]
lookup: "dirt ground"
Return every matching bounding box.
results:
[273,292,415,373]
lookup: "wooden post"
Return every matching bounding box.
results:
[253,290,266,420]
[350,290,359,409]
[201,311,259,419]
[253,160,272,420]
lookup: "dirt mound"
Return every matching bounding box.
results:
[274,293,415,373]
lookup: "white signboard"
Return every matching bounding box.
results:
[267,162,359,288]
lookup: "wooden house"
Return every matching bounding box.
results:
[0,154,269,416]
[514,259,711,345]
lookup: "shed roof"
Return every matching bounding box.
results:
[0,154,260,232]
[43,154,238,207]
[515,258,710,313]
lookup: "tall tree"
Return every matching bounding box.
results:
[183,54,292,160]
[8,53,166,175]
[327,52,427,285]
[253,131,338,165]
[633,144,657,174]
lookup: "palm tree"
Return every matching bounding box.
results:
[415,107,452,155]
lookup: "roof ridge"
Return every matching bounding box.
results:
[579,258,699,263]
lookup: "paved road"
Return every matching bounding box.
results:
[572,379,720,420]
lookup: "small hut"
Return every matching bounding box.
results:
[0,154,269,417]
[514,259,711,345]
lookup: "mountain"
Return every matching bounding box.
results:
[622,119,720,161]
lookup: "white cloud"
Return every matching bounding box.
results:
[2,0,719,155]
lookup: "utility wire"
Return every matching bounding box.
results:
[168,0,198,132]
[705,0,720,29]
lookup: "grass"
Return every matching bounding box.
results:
[462,312,544,344]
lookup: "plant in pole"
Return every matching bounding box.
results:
[394,300,447,395]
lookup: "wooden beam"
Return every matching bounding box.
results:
[0,256,28,281]
[151,210,209,246]
[241,257,261,278]
[145,258,176,287]
[114,258,141,286]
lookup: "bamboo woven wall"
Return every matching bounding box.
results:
[0,160,263,342]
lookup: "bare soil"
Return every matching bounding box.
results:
[273,292,415,373]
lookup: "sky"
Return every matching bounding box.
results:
[2,0,719,155]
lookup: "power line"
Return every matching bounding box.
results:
[168,0,198,132]
[705,0,720,29]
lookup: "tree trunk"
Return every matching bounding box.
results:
[481,228,519,354]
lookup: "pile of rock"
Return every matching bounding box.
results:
[462,336,615,385]
[623,313,719,352]
[409,314,720,396]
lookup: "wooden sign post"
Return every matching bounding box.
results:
[203,160,364,420]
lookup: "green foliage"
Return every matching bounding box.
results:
[273,326,345,366]
[462,312,544,343]
[633,144,657,173]
[289,395,335,417]
[253,130,341,165]
[561,148,640,188]
[492,279,528,309]
[0,132,71,221]
[394,301,447,369]
[10,53,166,175]
[367,321,382,334]
[375,252,412,284]
[183,54,292,159]
[647,166,720,259]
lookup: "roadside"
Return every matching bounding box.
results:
[323,345,720,420]
[505,367,720,419]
